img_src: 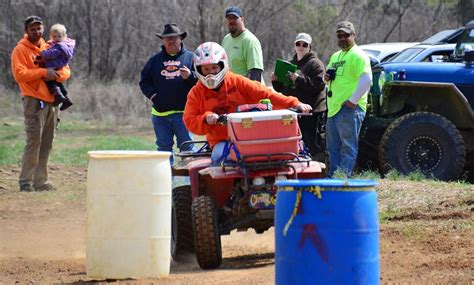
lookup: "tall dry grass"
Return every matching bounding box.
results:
[1,80,153,127]
[0,85,23,120]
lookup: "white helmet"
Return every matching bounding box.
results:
[194,42,229,89]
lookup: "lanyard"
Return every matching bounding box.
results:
[328,47,352,94]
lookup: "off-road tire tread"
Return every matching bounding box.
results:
[171,185,195,260]
[192,196,222,269]
[378,112,465,180]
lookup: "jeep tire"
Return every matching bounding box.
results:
[171,185,195,261]
[192,196,222,269]
[379,112,466,180]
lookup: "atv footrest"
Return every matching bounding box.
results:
[256,210,274,220]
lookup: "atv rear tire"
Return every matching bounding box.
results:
[171,185,195,261]
[379,112,465,180]
[192,196,222,269]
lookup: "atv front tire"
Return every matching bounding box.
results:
[192,196,222,269]
[171,185,195,261]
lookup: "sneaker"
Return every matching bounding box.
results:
[19,185,35,192]
[34,183,55,191]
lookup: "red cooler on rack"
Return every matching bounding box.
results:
[227,110,301,162]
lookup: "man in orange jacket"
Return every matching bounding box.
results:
[183,42,312,164]
[11,16,71,192]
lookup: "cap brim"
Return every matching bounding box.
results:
[336,28,352,34]
[294,39,311,44]
[156,32,187,40]
[225,12,241,17]
[26,20,42,27]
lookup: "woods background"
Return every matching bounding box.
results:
[1,0,473,122]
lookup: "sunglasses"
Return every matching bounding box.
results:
[337,33,351,39]
[295,42,309,48]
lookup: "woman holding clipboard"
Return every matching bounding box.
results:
[271,33,327,161]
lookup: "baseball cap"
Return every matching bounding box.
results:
[225,6,243,17]
[294,33,312,44]
[24,15,43,28]
[336,21,355,34]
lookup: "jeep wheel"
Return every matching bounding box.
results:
[379,112,466,180]
[171,185,195,261]
[192,196,222,269]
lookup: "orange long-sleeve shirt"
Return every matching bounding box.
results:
[184,72,301,147]
[11,34,71,103]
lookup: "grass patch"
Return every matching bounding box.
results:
[0,118,155,166]
[400,224,423,240]
[332,169,349,179]
[353,170,380,180]
[407,169,428,181]
[50,135,156,165]
[457,220,474,229]
[379,208,401,223]
[66,192,83,201]
[385,169,402,180]
[0,142,24,165]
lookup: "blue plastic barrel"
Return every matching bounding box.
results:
[274,179,380,285]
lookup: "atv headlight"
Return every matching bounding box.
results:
[252,177,265,186]
[275,175,287,182]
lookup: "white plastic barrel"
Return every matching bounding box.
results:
[86,150,172,279]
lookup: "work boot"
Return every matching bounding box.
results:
[19,184,35,192]
[59,95,73,111]
[34,183,55,191]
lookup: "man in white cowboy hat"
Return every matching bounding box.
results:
[139,23,197,163]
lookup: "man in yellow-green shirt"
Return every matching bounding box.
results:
[222,6,264,82]
[324,21,372,177]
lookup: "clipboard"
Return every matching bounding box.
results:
[274,58,297,87]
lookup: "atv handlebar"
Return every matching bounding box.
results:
[217,114,228,125]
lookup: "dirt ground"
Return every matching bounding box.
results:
[0,164,473,284]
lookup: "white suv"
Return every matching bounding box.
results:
[387,43,455,63]
[360,42,419,63]
[361,28,462,65]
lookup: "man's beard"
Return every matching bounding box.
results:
[229,25,238,36]
[338,41,349,50]
[29,33,42,43]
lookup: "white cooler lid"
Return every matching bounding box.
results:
[227,109,297,122]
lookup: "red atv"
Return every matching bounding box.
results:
[171,109,325,269]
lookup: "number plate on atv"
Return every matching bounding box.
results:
[249,191,276,209]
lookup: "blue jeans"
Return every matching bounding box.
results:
[326,105,365,177]
[210,141,228,166]
[151,113,193,163]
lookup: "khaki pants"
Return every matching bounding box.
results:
[19,96,57,188]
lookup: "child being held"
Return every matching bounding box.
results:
[41,23,75,110]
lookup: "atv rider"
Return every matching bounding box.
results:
[183,42,312,165]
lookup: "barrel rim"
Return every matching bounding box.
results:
[275,178,378,188]
[87,150,171,159]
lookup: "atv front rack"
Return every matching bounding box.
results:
[222,152,312,173]
[176,140,211,158]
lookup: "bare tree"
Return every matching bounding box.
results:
[0,0,464,87]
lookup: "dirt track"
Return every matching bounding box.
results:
[0,164,473,284]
